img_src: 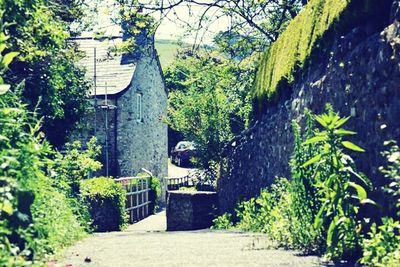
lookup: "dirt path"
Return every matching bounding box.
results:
[60,211,322,267]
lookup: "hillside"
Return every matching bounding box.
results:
[155,39,182,69]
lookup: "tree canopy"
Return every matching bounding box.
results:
[2,0,90,146]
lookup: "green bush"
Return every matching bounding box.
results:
[213,178,298,248]
[301,105,373,261]
[380,141,400,216]
[0,27,87,265]
[0,94,86,264]
[360,141,400,266]
[214,106,378,262]
[80,177,128,232]
[211,213,233,230]
[289,112,322,252]
[361,217,400,266]
[52,137,102,231]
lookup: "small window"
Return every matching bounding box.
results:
[136,93,143,122]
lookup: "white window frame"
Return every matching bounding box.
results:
[136,93,143,122]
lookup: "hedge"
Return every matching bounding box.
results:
[253,0,391,115]
[80,177,128,232]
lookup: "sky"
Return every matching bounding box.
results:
[83,0,230,44]
[153,4,230,44]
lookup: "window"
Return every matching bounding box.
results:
[136,93,143,122]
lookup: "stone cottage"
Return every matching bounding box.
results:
[70,26,168,184]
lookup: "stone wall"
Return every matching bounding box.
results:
[218,1,400,214]
[166,191,218,231]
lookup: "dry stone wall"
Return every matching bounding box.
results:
[218,1,400,214]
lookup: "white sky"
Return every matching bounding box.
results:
[84,0,230,44]
[153,4,231,44]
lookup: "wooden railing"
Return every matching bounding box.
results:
[115,171,152,223]
[166,176,191,191]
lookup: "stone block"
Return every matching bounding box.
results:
[166,191,217,231]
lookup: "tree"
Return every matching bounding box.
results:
[116,0,305,54]
[166,50,254,168]
[1,0,91,146]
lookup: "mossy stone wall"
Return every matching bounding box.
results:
[253,0,392,116]
[219,2,400,214]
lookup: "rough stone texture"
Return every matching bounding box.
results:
[117,47,168,190]
[70,44,168,203]
[218,2,400,214]
[167,191,217,231]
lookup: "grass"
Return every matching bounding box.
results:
[155,39,186,69]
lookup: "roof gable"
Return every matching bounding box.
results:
[73,36,136,96]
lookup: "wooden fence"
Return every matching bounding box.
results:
[166,176,191,191]
[115,171,152,223]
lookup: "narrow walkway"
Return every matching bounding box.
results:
[60,212,322,267]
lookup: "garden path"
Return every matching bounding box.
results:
[59,211,323,267]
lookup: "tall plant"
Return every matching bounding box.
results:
[303,105,374,261]
[289,110,321,252]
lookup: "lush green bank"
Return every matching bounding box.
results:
[213,107,400,265]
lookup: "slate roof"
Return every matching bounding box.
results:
[72,33,136,96]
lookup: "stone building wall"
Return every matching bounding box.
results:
[117,47,168,201]
[69,46,168,197]
[218,1,400,214]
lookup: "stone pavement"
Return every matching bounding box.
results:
[59,211,323,267]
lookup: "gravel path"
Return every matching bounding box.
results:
[60,212,323,267]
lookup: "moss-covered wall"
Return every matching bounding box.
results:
[218,0,399,214]
[253,0,392,116]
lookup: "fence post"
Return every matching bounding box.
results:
[145,176,149,216]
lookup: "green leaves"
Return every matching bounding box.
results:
[1,52,19,68]
[342,141,365,152]
[166,51,254,168]
[348,182,367,200]
[0,84,10,95]
[303,154,322,167]
[300,105,373,260]
[334,129,356,136]
[303,135,327,145]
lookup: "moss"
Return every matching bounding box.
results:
[252,0,390,115]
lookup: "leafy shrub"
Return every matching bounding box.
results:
[380,140,400,216]
[150,176,161,213]
[211,213,233,230]
[215,178,298,248]
[361,217,400,266]
[256,178,297,248]
[215,106,377,262]
[53,137,102,196]
[80,177,128,232]
[52,137,102,231]
[301,105,374,261]
[0,95,86,264]
[360,141,400,266]
[289,111,321,252]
